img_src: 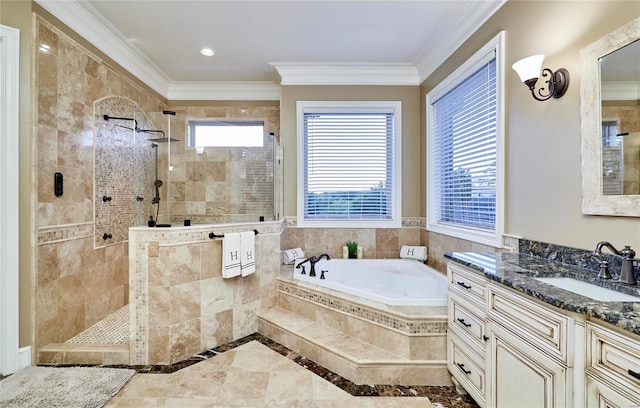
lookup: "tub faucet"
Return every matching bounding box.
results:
[297,256,318,277]
[296,254,331,277]
[592,241,637,285]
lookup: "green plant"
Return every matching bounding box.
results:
[346,241,358,257]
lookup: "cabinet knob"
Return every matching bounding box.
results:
[483,335,489,342]
[102,233,112,240]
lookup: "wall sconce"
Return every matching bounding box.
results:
[195,146,205,154]
[512,54,570,101]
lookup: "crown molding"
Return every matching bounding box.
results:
[168,82,282,101]
[415,0,506,83]
[602,81,640,101]
[270,62,420,86]
[35,0,172,97]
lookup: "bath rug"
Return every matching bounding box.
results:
[0,365,135,407]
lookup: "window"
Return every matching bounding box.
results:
[297,101,402,227]
[426,32,504,247]
[188,120,264,147]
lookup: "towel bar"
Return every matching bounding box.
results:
[209,229,258,239]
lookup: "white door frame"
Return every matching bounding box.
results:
[0,23,21,375]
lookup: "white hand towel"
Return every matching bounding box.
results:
[240,231,256,277]
[222,232,242,278]
[281,248,305,264]
[400,245,427,261]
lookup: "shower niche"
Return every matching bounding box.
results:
[94,97,174,247]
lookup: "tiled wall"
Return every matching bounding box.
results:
[94,98,159,246]
[281,218,423,262]
[163,106,281,224]
[280,217,505,273]
[33,15,165,355]
[129,222,281,365]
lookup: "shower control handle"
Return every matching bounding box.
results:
[102,195,112,202]
[102,233,112,240]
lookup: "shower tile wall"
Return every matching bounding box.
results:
[165,106,280,224]
[33,15,165,356]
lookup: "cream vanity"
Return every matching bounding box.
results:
[446,252,640,408]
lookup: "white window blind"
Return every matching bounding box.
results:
[427,31,505,247]
[298,102,401,226]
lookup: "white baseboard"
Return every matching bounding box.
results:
[18,346,31,370]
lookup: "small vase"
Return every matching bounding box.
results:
[349,252,357,259]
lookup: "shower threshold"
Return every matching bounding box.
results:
[38,306,130,365]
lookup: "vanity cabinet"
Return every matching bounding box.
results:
[447,263,489,406]
[487,284,573,408]
[585,321,640,407]
[447,262,579,407]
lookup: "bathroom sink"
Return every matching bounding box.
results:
[534,277,640,302]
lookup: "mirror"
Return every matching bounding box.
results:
[600,40,640,196]
[581,17,640,215]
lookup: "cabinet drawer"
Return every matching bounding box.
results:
[448,332,486,406]
[586,374,640,407]
[488,284,570,364]
[449,292,487,355]
[448,263,487,303]
[586,322,640,400]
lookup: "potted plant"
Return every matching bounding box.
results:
[346,241,358,259]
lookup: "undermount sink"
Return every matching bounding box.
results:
[534,277,640,302]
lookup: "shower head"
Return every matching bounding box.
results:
[148,137,180,143]
[139,128,180,143]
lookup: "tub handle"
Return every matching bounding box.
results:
[320,270,328,280]
[457,281,472,289]
[457,318,471,328]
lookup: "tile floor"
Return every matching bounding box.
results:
[105,340,436,407]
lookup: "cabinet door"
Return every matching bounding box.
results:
[488,321,569,408]
[586,375,639,408]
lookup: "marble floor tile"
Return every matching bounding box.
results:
[106,341,436,407]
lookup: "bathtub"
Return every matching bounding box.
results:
[293,258,447,307]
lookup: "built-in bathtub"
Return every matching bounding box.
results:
[266,258,451,386]
[293,258,448,307]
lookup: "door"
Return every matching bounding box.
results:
[488,321,569,408]
[0,23,21,375]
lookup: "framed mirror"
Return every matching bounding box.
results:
[581,17,640,215]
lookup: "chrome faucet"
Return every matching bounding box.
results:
[295,253,331,277]
[592,241,637,285]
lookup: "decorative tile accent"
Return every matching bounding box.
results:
[67,306,129,344]
[277,280,447,335]
[37,223,93,244]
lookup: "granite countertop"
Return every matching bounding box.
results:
[445,251,640,336]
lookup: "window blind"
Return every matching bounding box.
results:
[303,112,395,220]
[430,58,497,230]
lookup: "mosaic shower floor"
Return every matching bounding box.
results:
[66,306,129,344]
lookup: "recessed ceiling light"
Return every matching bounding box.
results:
[200,48,215,57]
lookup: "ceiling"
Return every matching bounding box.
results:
[36,0,506,99]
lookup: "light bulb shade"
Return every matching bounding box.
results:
[512,54,545,82]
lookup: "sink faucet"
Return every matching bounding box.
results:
[295,253,331,277]
[592,241,637,285]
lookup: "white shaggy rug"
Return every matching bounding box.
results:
[0,366,135,408]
